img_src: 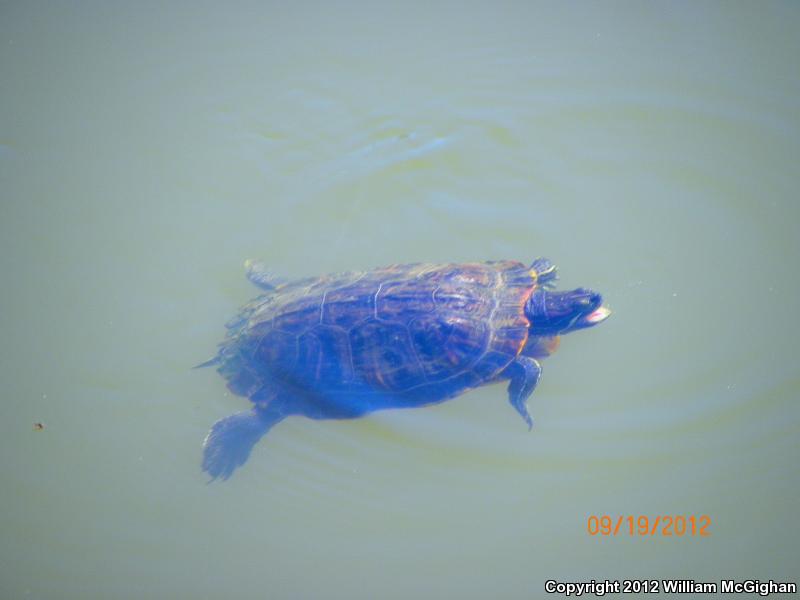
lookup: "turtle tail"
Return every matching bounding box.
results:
[192,355,221,369]
[201,406,285,481]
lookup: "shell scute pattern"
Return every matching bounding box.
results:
[442,263,495,288]
[398,369,485,405]
[222,261,537,399]
[349,319,425,391]
[433,285,488,315]
[296,325,354,386]
[255,329,298,377]
[321,281,377,329]
[490,324,529,348]
[472,350,518,379]
[408,315,489,381]
[376,280,437,323]
[406,316,453,378]
[270,292,322,334]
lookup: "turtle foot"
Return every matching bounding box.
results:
[202,409,283,481]
[530,257,558,288]
[505,356,542,430]
[244,259,287,291]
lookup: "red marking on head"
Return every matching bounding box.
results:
[544,336,561,355]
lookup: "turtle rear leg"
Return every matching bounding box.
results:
[202,407,285,481]
[244,259,288,291]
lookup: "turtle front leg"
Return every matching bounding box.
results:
[503,356,542,430]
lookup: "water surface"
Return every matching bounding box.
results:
[1,2,798,598]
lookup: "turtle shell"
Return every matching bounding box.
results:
[215,260,540,412]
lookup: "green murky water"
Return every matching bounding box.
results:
[1,2,798,599]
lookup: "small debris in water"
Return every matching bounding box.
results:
[33,422,45,431]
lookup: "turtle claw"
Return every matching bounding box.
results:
[516,404,534,431]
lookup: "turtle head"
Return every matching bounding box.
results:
[525,287,611,335]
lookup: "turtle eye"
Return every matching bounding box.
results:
[577,291,601,309]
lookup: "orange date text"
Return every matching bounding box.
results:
[587,514,711,537]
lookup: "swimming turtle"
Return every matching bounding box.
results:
[198,258,610,480]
